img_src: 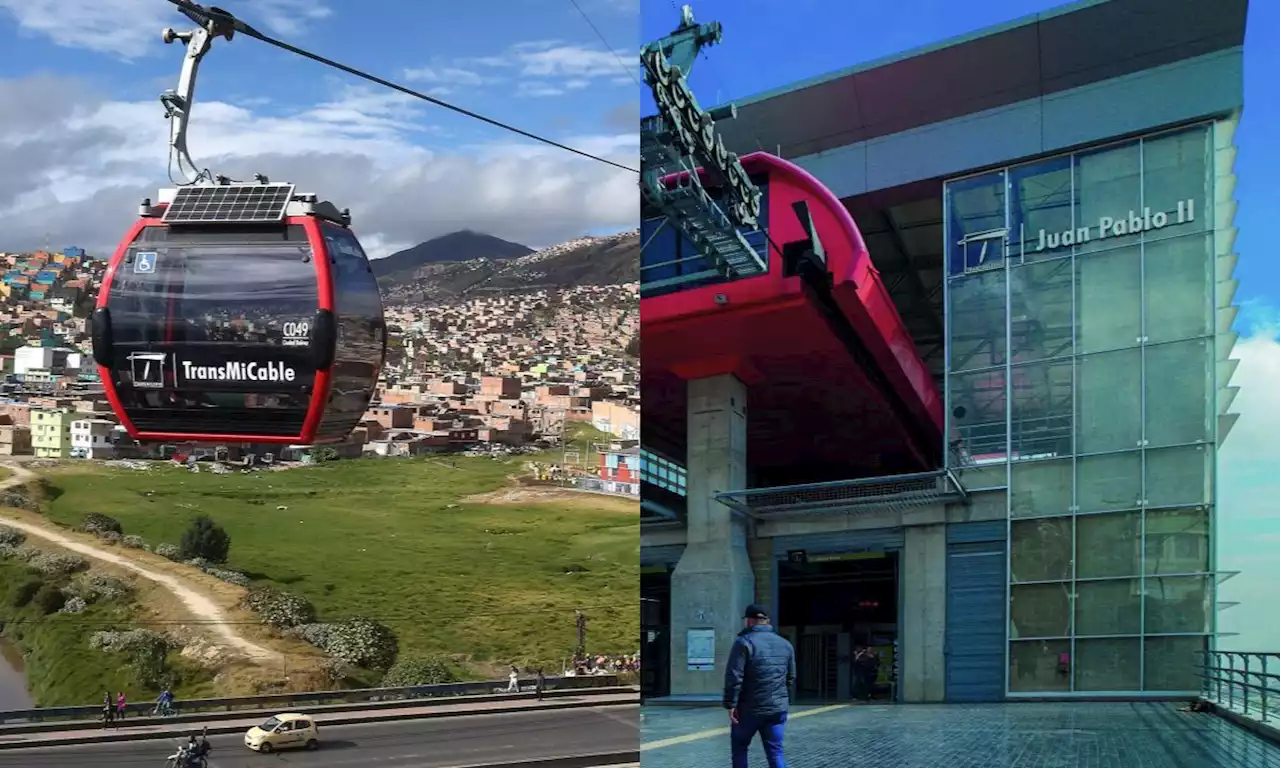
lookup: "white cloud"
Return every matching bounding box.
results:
[0,0,331,59]
[1216,325,1280,651]
[402,66,492,88]
[457,40,632,94]
[508,41,622,79]
[517,82,565,98]
[0,75,638,258]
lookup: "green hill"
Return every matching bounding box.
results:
[36,458,638,677]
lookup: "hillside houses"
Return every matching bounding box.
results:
[0,243,640,466]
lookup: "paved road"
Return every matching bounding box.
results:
[0,705,638,767]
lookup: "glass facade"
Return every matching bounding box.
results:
[943,123,1219,694]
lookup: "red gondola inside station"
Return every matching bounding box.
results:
[642,152,943,485]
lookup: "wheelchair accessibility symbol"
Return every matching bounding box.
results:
[134,252,157,274]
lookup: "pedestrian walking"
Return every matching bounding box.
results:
[116,691,127,720]
[536,668,546,700]
[102,692,114,728]
[723,604,795,768]
[506,665,520,693]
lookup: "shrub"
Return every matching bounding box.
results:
[242,587,315,629]
[11,545,38,561]
[60,596,87,614]
[154,543,181,560]
[12,579,42,608]
[28,552,88,576]
[81,513,123,536]
[88,628,176,655]
[179,515,230,564]
[64,572,132,603]
[88,629,177,688]
[205,568,249,587]
[381,656,457,687]
[240,587,276,613]
[321,657,351,684]
[287,623,334,650]
[34,585,66,614]
[184,557,210,570]
[326,617,398,670]
[0,525,24,547]
[122,535,148,551]
[98,530,123,546]
[0,488,38,511]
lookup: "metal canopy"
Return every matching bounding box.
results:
[715,469,968,518]
[700,0,1248,161]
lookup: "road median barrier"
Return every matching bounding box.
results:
[0,674,622,728]
[0,685,638,738]
[0,691,639,750]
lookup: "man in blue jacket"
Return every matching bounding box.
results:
[723,604,796,768]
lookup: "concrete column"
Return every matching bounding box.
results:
[900,523,947,702]
[668,374,755,697]
[747,536,773,606]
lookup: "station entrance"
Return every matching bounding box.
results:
[777,551,900,702]
[640,566,672,699]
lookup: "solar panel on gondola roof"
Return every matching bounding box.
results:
[161,183,296,224]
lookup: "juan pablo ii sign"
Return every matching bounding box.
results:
[1033,198,1197,253]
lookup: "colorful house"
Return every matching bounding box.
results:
[32,407,74,459]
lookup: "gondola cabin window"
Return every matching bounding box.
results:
[318,224,386,438]
[105,225,320,438]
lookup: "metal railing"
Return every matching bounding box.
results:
[714,469,969,518]
[0,674,621,726]
[1199,651,1280,725]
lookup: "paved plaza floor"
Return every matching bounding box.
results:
[640,701,1280,767]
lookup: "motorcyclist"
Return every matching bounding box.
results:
[178,734,204,767]
[178,731,210,766]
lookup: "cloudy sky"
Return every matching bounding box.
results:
[0,0,639,258]
[644,0,1280,650]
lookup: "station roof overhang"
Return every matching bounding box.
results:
[643,0,1247,385]
[701,0,1248,161]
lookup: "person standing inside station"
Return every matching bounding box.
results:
[723,604,796,768]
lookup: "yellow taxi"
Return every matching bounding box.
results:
[244,712,320,753]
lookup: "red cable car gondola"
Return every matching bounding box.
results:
[89,6,385,446]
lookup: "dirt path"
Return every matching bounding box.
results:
[0,463,274,663]
[466,481,637,513]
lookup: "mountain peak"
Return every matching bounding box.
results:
[372,231,533,277]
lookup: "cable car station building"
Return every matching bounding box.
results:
[640,0,1246,703]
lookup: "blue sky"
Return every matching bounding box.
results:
[0,0,639,149]
[642,0,1280,651]
[0,0,638,254]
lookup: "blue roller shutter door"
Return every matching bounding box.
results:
[945,521,1006,702]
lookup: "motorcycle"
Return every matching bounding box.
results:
[163,749,207,768]
[164,728,211,768]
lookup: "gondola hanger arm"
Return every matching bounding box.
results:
[159,3,244,184]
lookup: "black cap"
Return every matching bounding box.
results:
[744,604,769,619]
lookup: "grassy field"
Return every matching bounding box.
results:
[0,558,217,707]
[34,457,638,675]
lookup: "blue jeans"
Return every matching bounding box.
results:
[730,711,787,768]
